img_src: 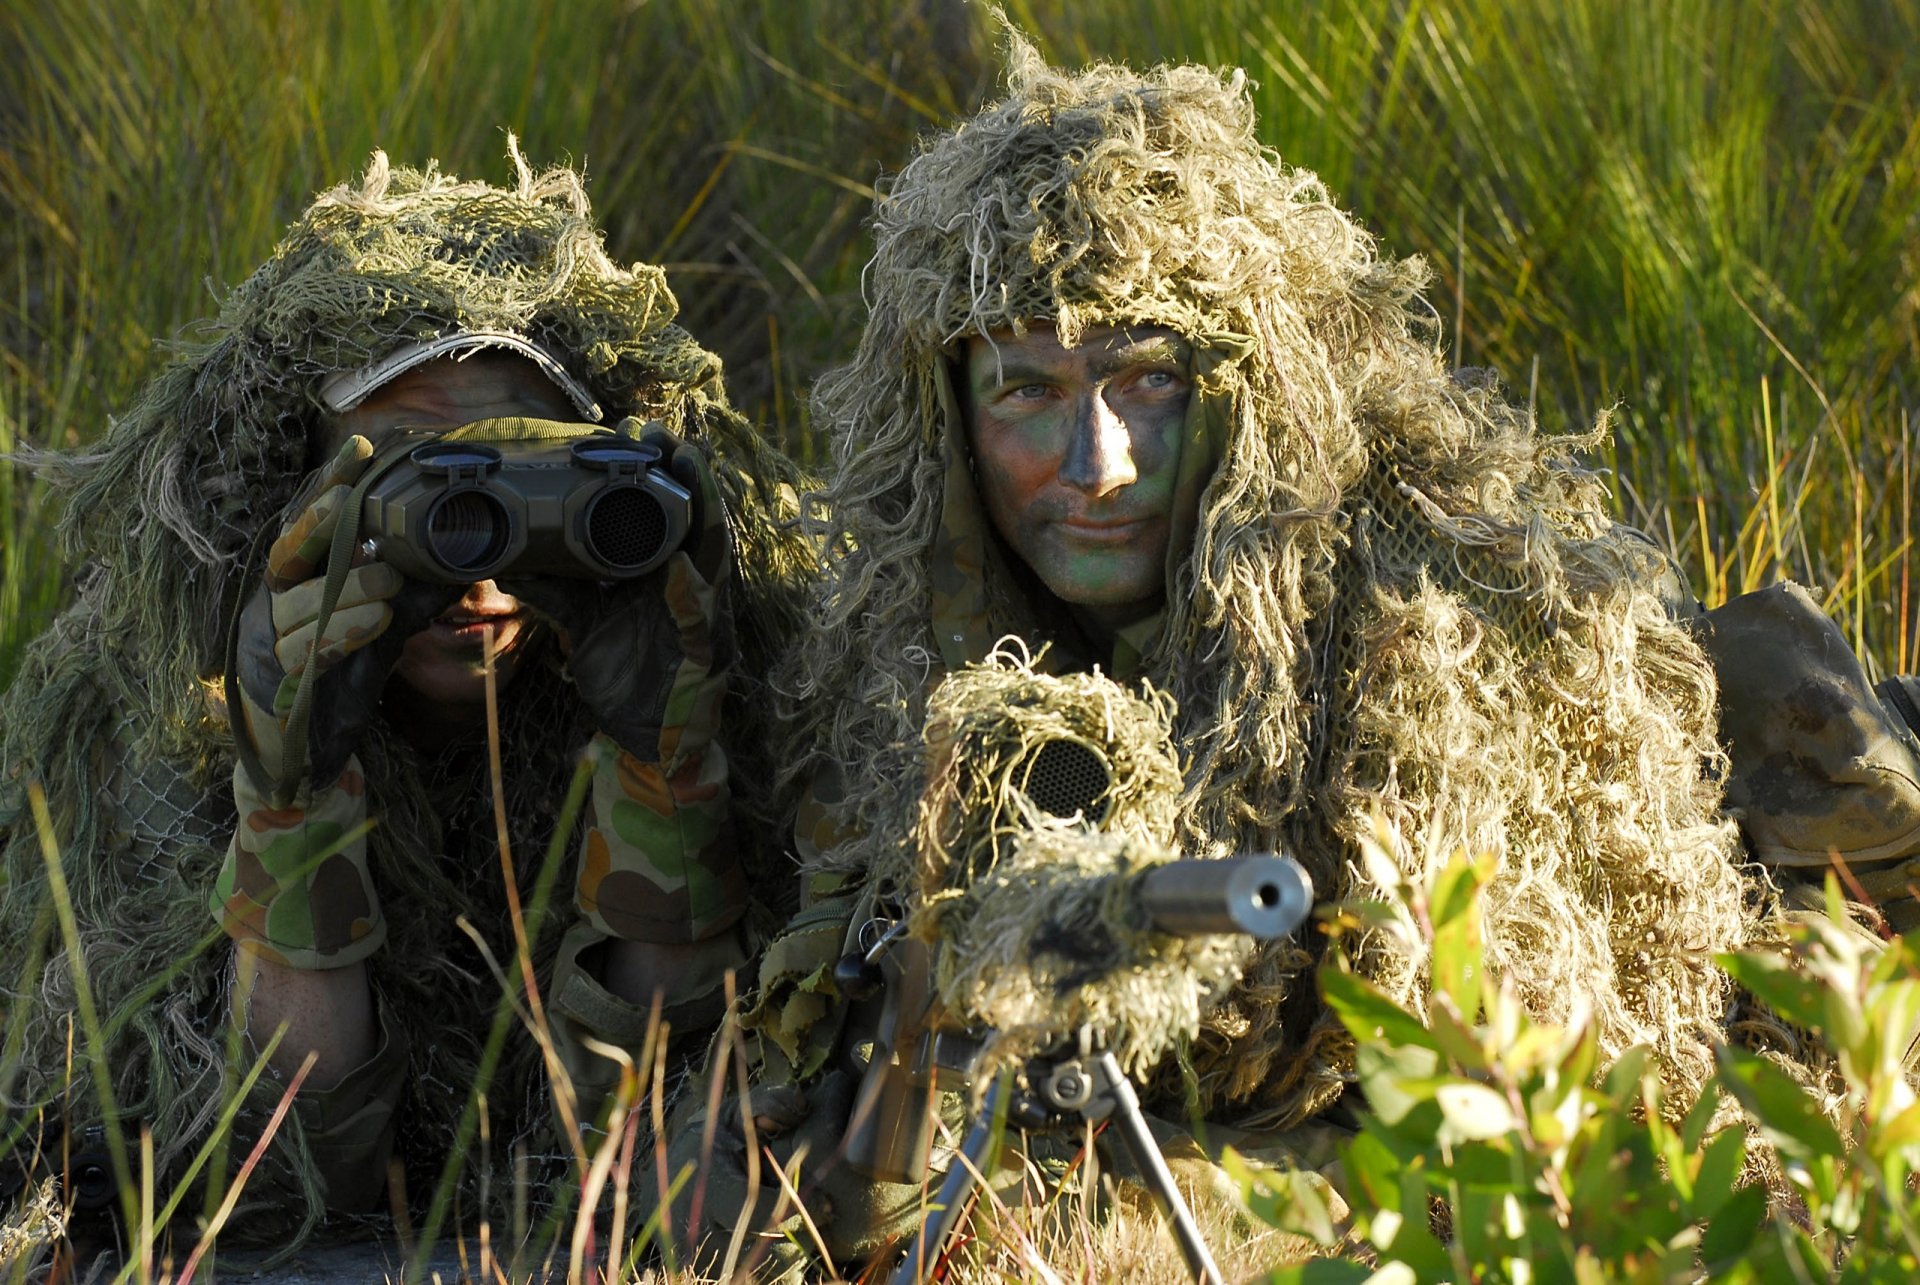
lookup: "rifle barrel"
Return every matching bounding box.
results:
[1134,855,1313,939]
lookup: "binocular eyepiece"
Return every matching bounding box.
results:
[359,426,692,584]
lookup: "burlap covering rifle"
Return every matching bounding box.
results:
[0,145,810,1251]
[897,647,1248,1086]
[704,653,1312,1276]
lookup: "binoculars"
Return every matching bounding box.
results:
[358,420,692,584]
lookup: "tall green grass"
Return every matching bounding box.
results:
[7,1,1916,689]
[4,6,1918,1274]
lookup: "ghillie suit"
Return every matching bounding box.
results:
[772,40,1757,1134]
[0,147,811,1251]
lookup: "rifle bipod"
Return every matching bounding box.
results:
[891,1047,1226,1285]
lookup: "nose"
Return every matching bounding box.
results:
[1059,389,1138,498]
[459,579,520,612]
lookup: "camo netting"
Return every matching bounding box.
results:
[0,144,809,1248]
[778,34,1758,1129]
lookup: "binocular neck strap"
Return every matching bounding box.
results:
[225,433,421,808]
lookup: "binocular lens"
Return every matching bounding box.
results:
[584,486,670,573]
[425,490,511,573]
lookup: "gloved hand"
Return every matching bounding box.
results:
[504,426,745,946]
[505,424,735,765]
[212,435,458,969]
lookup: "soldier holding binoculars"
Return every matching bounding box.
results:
[220,341,747,1201]
[0,149,800,1241]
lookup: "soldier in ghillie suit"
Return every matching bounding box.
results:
[685,36,1765,1266]
[0,148,806,1256]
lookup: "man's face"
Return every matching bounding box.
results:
[962,324,1191,631]
[320,351,576,709]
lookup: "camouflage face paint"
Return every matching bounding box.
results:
[962,324,1191,635]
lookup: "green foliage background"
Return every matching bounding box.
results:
[3,0,1917,692]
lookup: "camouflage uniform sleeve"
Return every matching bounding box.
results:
[575,731,745,943]
[210,754,384,970]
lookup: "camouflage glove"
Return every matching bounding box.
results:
[505,427,744,944]
[212,435,458,969]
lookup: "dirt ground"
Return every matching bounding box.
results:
[72,1234,542,1284]
[205,1238,470,1284]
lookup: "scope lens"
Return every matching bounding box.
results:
[1020,740,1112,822]
[425,490,511,574]
[584,486,669,573]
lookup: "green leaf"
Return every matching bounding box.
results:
[1428,854,1493,1020]
[1353,1041,1442,1128]
[1601,1045,1651,1107]
[1569,1115,1629,1213]
[1715,1046,1846,1162]
[1372,1185,1455,1281]
[1423,998,1491,1072]
[1433,1080,1518,1145]
[1554,1020,1601,1096]
[1428,851,1495,931]
[1220,1149,1340,1247]
[1874,1097,1920,1152]
[1341,1131,1406,1215]
[1864,978,1920,1074]
[1429,932,1485,1029]
[1689,1126,1747,1221]
[1869,926,1920,987]
[1717,951,1831,1032]
[1435,1140,1529,1190]
[1698,1181,1769,1265]
[1362,1266,1420,1285]
[1321,967,1442,1052]
[1680,1079,1724,1153]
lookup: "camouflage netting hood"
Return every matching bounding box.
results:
[782,38,1757,1127]
[0,146,806,1239]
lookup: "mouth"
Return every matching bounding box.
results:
[1056,515,1154,539]
[430,609,528,643]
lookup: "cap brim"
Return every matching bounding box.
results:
[317,331,603,422]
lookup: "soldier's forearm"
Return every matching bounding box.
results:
[233,946,376,1092]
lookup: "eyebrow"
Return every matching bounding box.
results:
[986,360,1066,387]
[1093,338,1188,373]
[983,341,1190,386]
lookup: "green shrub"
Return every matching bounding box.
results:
[1243,840,1920,1282]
